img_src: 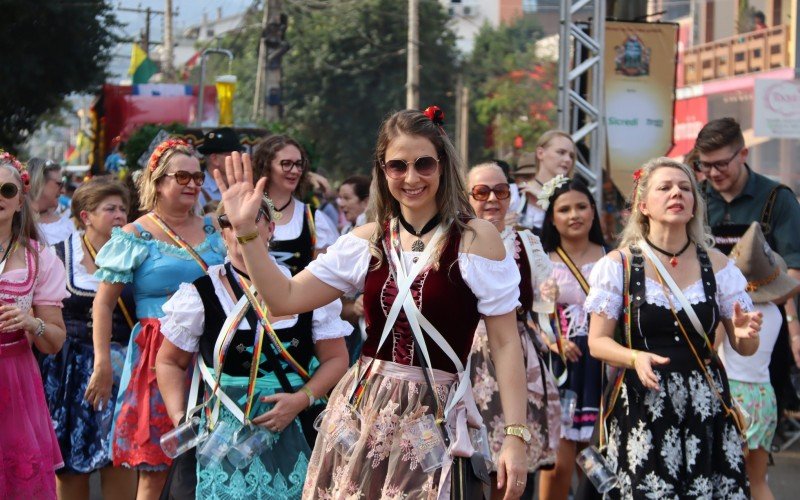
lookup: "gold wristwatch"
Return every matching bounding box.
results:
[504,424,531,444]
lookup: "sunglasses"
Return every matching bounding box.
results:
[278,159,306,173]
[218,208,268,229]
[0,183,19,199]
[165,170,205,186]
[470,183,511,201]
[694,146,743,173]
[381,156,439,179]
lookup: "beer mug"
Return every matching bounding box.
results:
[469,425,493,469]
[576,446,618,494]
[215,74,237,127]
[160,415,208,458]
[197,420,236,467]
[227,423,276,469]
[560,389,577,428]
[533,277,558,314]
[314,404,363,459]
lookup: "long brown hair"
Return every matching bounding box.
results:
[368,109,474,269]
[251,135,311,200]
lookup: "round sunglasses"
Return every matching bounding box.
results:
[381,156,439,179]
[0,183,20,199]
[165,170,205,186]
[470,183,511,201]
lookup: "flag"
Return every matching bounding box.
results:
[64,145,78,164]
[129,43,158,84]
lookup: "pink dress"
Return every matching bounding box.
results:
[0,243,68,499]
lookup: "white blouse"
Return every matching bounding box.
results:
[160,262,353,353]
[38,213,76,246]
[584,255,754,320]
[274,200,338,250]
[306,231,521,317]
[67,232,100,291]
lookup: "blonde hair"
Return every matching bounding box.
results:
[534,130,576,172]
[367,109,474,270]
[618,157,714,250]
[137,142,196,212]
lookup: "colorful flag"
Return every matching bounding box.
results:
[129,43,158,84]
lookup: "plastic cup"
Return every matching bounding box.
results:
[533,277,557,314]
[469,425,493,469]
[316,405,363,459]
[402,415,447,473]
[576,446,618,494]
[197,420,236,467]
[226,424,276,469]
[160,416,207,459]
[560,389,577,428]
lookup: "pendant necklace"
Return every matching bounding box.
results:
[398,213,442,252]
[272,197,292,221]
[645,237,692,268]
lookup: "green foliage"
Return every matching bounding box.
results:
[464,14,556,163]
[0,0,118,151]
[123,123,187,170]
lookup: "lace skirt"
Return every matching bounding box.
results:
[40,336,126,474]
[469,320,560,472]
[304,358,456,499]
[197,374,311,499]
[0,334,62,499]
[604,367,749,499]
[111,318,173,469]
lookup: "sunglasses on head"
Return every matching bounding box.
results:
[278,159,306,173]
[165,170,205,186]
[381,155,439,179]
[218,208,268,230]
[470,183,511,201]
[0,183,19,199]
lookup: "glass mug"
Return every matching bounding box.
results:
[197,420,236,467]
[227,423,277,469]
[314,404,363,459]
[560,389,577,428]
[576,446,618,494]
[533,277,558,314]
[401,414,447,473]
[160,415,208,458]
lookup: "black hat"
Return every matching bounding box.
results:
[197,127,244,155]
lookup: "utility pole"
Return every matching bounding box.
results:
[163,0,174,79]
[143,7,152,53]
[406,0,419,109]
[252,0,287,122]
[252,3,270,121]
[454,79,469,168]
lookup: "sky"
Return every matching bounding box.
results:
[109,0,254,80]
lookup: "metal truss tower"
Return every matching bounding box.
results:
[557,0,606,209]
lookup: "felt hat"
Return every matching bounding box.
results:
[514,151,538,176]
[729,222,800,303]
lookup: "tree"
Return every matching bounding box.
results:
[463,15,556,162]
[0,0,118,151]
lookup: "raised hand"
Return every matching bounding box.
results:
[213,152,268,232]
[732,302,762,340]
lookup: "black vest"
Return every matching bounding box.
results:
[194,263,314,377]
[270,207,314,275]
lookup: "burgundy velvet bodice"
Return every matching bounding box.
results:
[514,232,533,314]
[361,225,480,372]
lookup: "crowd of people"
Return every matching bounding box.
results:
[0,109,798,500]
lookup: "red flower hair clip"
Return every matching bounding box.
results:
[0,150,30,193]
[633,169,643,182]
[423,105,445,126]
[148,138,192,172]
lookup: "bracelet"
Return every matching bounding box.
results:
[299,386,316,407]
[34,318,46,337]
[630,349,639,369]
[787,314,797,323]
[235,230,260,245]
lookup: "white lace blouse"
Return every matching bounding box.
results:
[274,199,338,250]
[160,262,353,353]
[585,255,753,320]
[306,231,521,317]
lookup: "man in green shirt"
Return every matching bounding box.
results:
[694,117,800,415]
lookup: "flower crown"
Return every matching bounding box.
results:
[148,139,193,172]
[536,174,570,211]
[0,149,30,193]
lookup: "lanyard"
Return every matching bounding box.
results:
[82,235,135,329]
[146,212,209,273]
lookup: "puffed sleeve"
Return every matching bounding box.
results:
[306,232,371,295]
[159,283,205,353]
[33,245,69,307]
[94,228,150,283]
[585,256,624,320]
[314,209,340,250]
[311,298,354,342]
[716,260,754,318]
[459,252,521,316]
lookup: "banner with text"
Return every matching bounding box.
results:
[754,79,800,138]
[604,21,678,194]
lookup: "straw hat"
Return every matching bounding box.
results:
[729,222,800,303]
[514,151,538,176]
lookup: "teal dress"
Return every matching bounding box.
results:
[94,218,225,469]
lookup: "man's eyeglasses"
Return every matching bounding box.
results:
[165,170,205,186]
[218,208,268,229]
[694,146,743,173]
[278,159,306,173]
[381,156,439,179]
[470,183,511,201]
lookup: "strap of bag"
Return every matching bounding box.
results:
[759,184,790,237]
[555,246,591,295]
[147,212,210,273]
[82,234,135,329]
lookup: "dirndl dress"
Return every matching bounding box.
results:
[94,221,225,469]
[0,243,69,498]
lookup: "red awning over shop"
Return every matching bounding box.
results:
[667,95,708,158]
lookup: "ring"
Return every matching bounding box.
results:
[515,480,525,486]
